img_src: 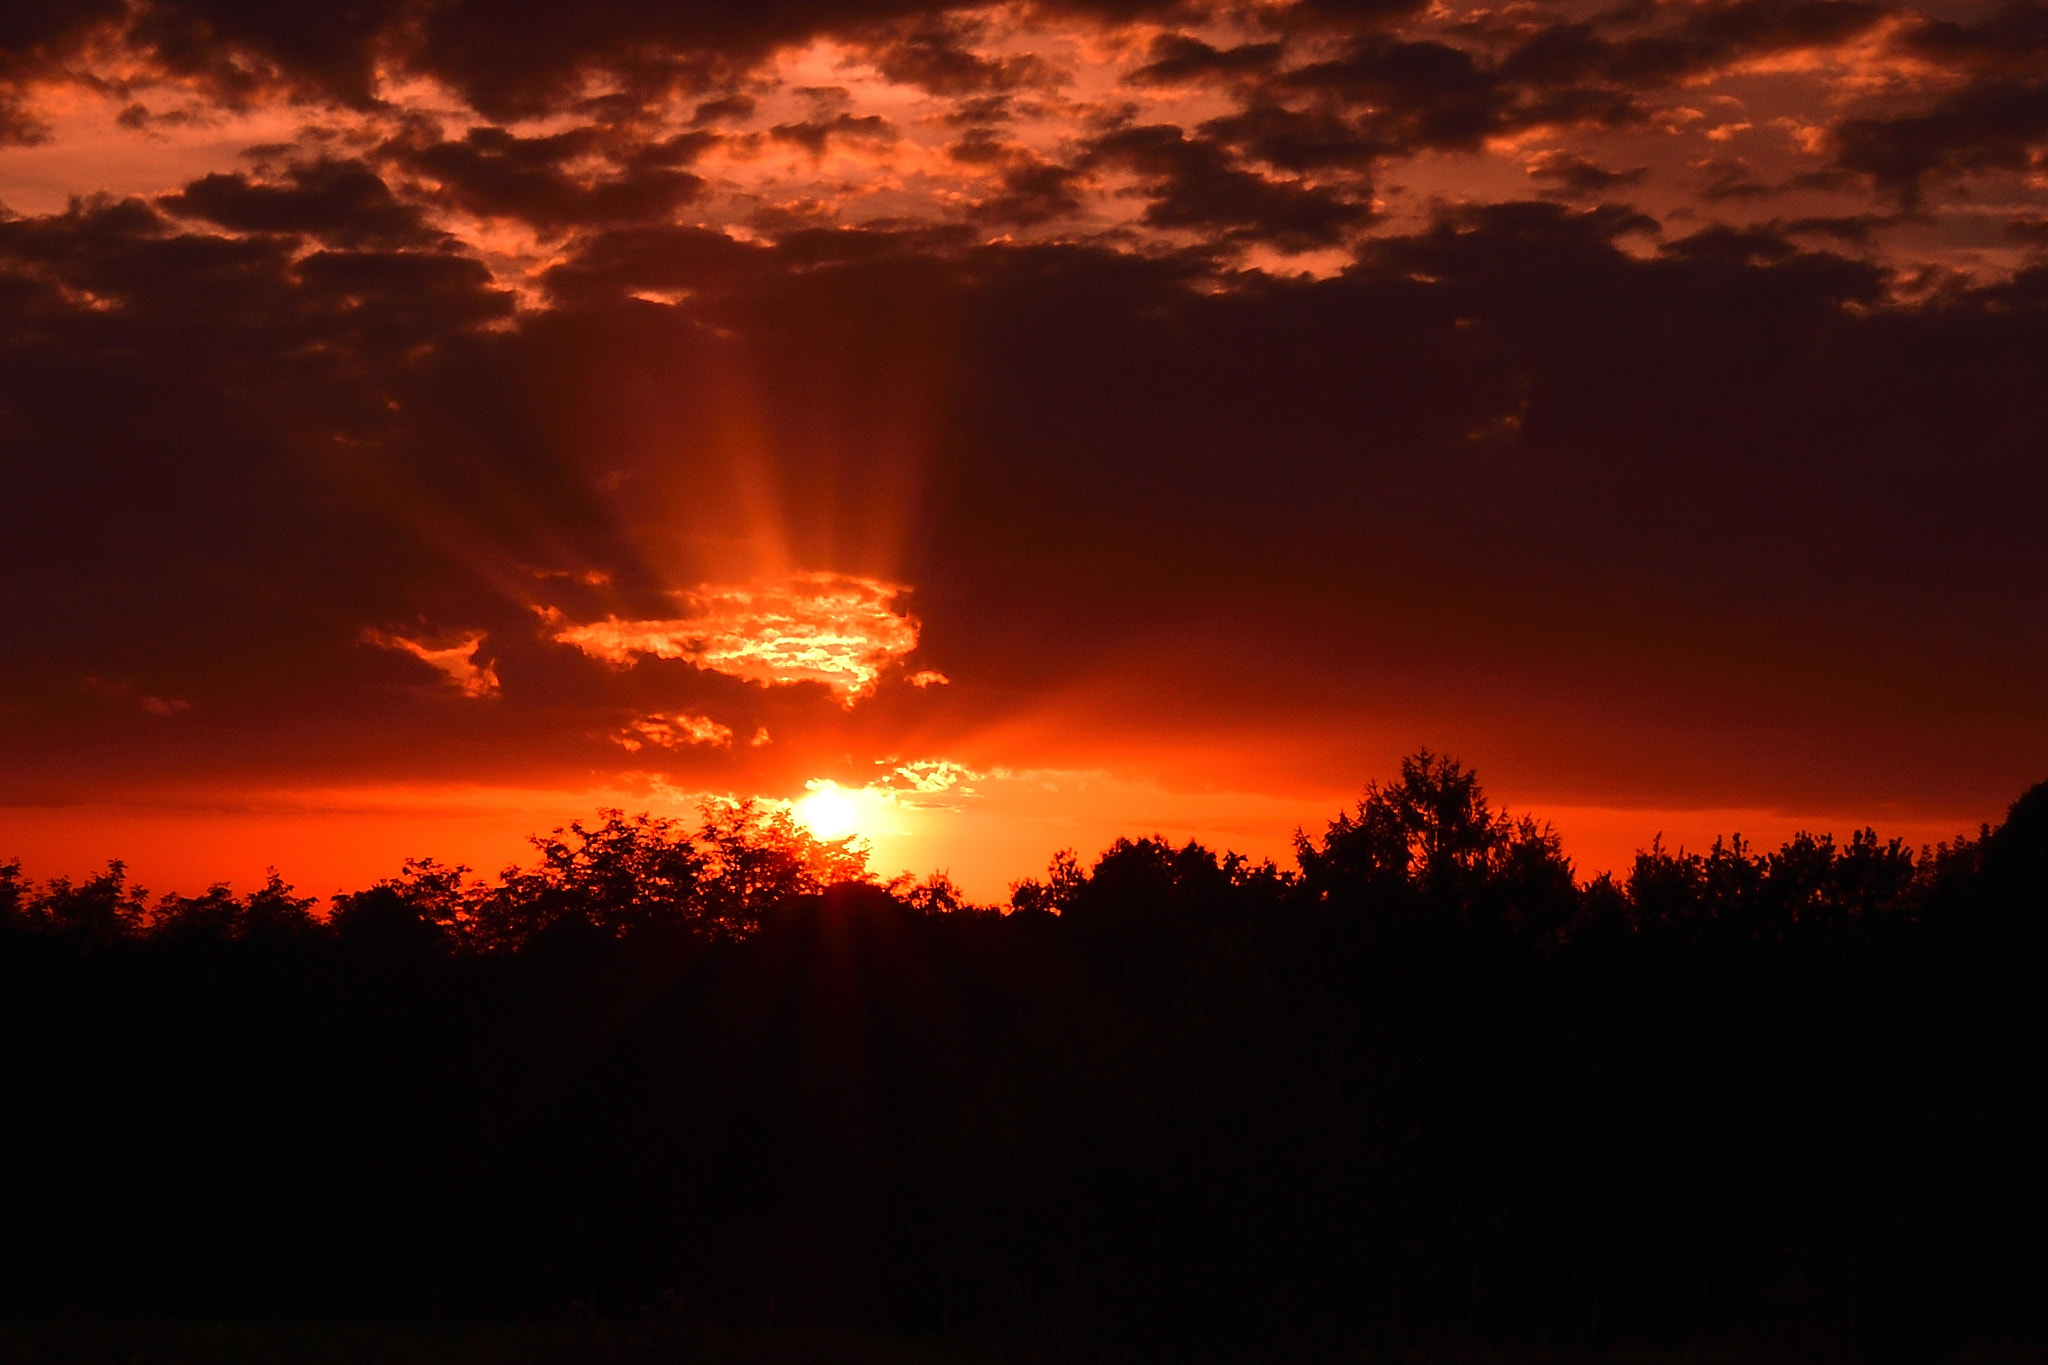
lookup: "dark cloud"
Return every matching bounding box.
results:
[943,95,1016,127]
[1895,0,2048,76]
[1287,38,1516,151]
[767,113,898,157]
[391,0,932,119]
[160,159,444,249]
[404,0,1171,120]
[1270,0,1433,32]
[0,0,1073,128]
[292,248,518,335]
[1085,123,1370,247]
[120,0,411,107]
[0,0,127,142]
[1496,1,1886,89]
[0,0,1902,203]
[0,98,49,145]
[1775,212,1895,244]
[1810,2,2048,207]
[692,93,756,125]
[1698,157,1777,202]
[951,131,1084,227]
[0,0,125,59]
[861,15,1064,96]
[539,223,775,305]
[1525,151,1648,197]
[0,194,528,798]
[1653,221,1803,266]
[0,0,1986,246]
[1199,1,1894,176]
[1128,34,1285,86]
[748,197,844,234]
[1197,103,1383,173]
[1834,80,2048,208]
[2009,212,2048,244]
[1982,256,2048,307]
[390,125,709,231]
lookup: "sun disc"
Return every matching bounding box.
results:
[795,782,860,840]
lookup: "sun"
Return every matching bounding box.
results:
[794,781,862,840]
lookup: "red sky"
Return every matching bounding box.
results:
[3,0,2044,901]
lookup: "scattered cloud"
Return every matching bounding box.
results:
[1525,150,1648,196]
[615,712,734,751]
[362,629,501,698]
[85,676,192,717]
[881,759,982,797]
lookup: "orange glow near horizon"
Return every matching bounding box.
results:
[0,770,1997,913]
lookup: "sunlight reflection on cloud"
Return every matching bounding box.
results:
[614,712,735,751]
[361,628,500,698]
[550,572,922,701]
[882,758,981,800]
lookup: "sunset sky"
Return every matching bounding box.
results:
[3,0,2045,900]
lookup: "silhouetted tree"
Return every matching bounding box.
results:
[1763,828,1917,935]
[330,857,478,957]
[0,860,29,934]
[478,809,708,949]
[1006,847,1085,916]
[16,861,149,947]
[235,870,321,942]
[333,804,874,955]
[144,872,318,945]
[150,882,245,942]
[888,869,994,916]
[694,798,868,936]
[1974,779,2048,910]
[1635,832,1788,941]
[1298,750,1574,938]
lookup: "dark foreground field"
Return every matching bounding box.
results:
[4,758,2044,1363]
[0,1322,977,1365]
[0,1321,2041,1365]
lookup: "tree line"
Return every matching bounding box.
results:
[1,754,2042,1360]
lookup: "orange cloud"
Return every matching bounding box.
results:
[615,712,735,751]
[550,572,922,701]
[881,758,980,798]
[362,628,500,697]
